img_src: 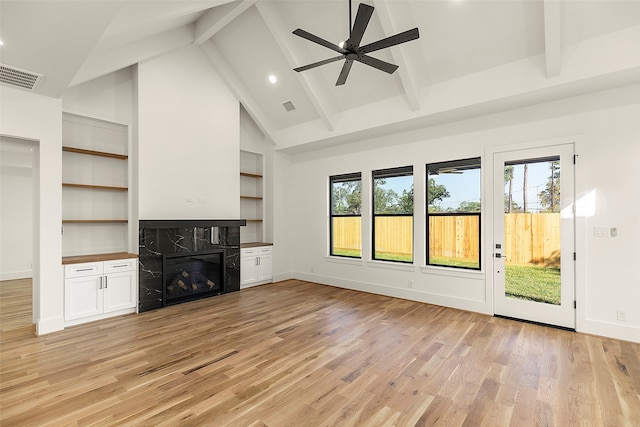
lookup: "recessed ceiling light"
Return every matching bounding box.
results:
[268,74,277,84]
[0,40,4,46]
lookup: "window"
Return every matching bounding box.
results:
[330,173,362,258]
[372,166,413,263]
[427,158,481,270]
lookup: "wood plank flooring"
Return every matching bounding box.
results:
[1,279,639,426]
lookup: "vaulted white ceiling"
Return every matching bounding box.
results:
[1,0,639,153]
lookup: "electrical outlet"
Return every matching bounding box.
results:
[610,227,618,237]
[186,196,195,203]
[594,227,608,237]
[617,309,628,322]
[408,280,413,289]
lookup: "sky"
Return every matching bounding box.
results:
[432,161,554,212]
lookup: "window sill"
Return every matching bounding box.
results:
[326,256,364,266]
[367,260,416,272]
[420,265,484,279]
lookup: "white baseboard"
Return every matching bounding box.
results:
[580,319,640,343]
[0,270,32,281]
[292,271,491,315]
[36,316,65,335]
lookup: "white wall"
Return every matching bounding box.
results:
[0,138,34,280]
[0,86,63,335]
[282,84,640,343]
[137,45,239,220]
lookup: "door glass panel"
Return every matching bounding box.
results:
[503,157,561,305]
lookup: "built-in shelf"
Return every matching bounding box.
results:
[240,195,263,200]
[62,146,128,160]
[240,172,262,178]
[62,219,128,224]
[246,219,263,223]
[62,183,128,191]
[62,112,130,257]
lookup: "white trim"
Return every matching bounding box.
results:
[0,270,32,281]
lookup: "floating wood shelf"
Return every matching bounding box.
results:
[240,172,262,178]
[62,219,128,224]
[63,146,128,160]
[63,183,128,191]
[246,219,263,223]
[240,196,263,200]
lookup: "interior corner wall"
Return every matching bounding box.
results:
[0,141,34,280]
[0,85,63,335]
[283,85,640,343]
[137,44,239,220]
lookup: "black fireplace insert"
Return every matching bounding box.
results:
[163,250,223,305]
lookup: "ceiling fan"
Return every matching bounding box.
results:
[292,1,419,86]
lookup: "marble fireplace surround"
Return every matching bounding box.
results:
[138,219,245,312]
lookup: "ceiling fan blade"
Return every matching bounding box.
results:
[294,55,346,72]
[347,3,374,49]
[293,29,347,54]
[336,59,354,86]
[361,28,419,54]
[356,55,398,74]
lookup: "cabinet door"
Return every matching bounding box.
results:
[104,270,137,313]
[65,275,103,321]
[257,254,273,282]
[241,254,258,285]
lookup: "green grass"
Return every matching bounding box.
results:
[332,248,361,258]
[505,264,561,305]
[374,251,413,263]
[428,256,479,269]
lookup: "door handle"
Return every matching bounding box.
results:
[99,276,103,289]
[104,276,108,289]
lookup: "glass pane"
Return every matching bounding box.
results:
[374,216,413,262]
[427,158,481,269]
[428,215,480,268]
[331,180,361,215]
[373,175,413,214]
[332,217,361,257]
[503,158,561,305]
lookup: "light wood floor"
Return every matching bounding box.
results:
[1,279,639,426]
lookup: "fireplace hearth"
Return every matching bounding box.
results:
[138,219,245,312]
[164,251,223,305]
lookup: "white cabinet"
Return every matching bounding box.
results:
[241,246,273,287]
[64,257,137,325]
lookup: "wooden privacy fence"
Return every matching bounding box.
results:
[333,213,561,266]
[504,213,560,267]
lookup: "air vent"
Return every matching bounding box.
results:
[0,64,44,90]
[282,100,296,112]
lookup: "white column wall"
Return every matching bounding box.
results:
[0,86,63,335]
[137,45,239,220]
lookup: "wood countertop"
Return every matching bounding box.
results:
[62,252,138,265]
[240,242,273,249]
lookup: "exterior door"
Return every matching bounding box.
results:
[493,143,575,329]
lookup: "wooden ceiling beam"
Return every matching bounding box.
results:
[543,0,562,77]
[193,0,256,46]
[372,0,420,111]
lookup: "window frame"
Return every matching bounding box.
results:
[329,172,362,259]
[426,157,481,271]
[371,165,414,264]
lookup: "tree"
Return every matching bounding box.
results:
[373,178,399,214]
[523,163,528,212]
[427,178,450,211]
[504,165,514,213]
[332,180,361,214]
[539,161,560,212]
[397,185,414,213]
[458,201,481,212]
